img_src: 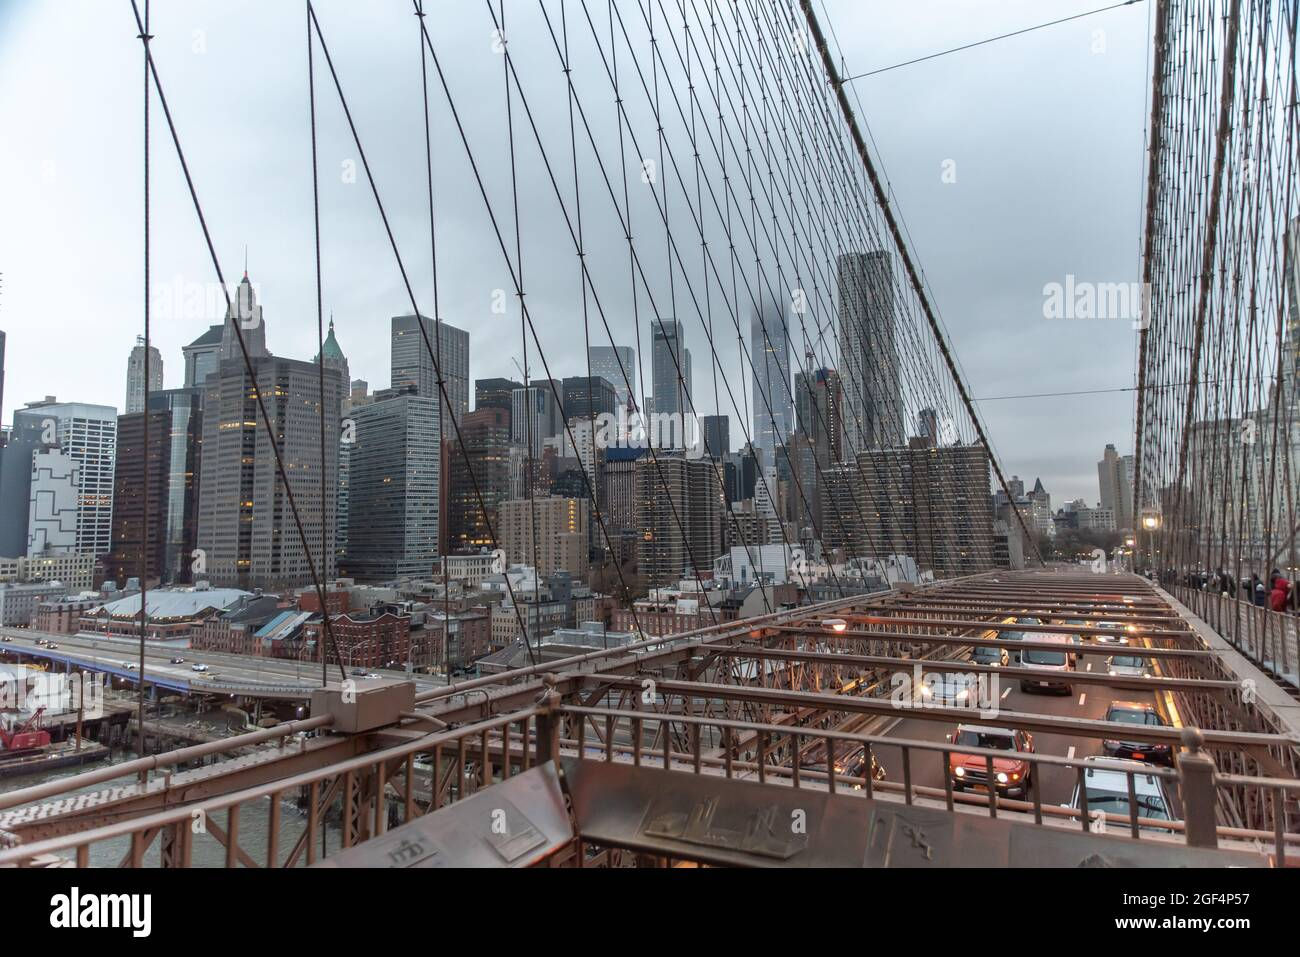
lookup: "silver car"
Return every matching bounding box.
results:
[1106,654,1151,679]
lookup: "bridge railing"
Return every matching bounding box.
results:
[0,707,540,868]
[551,705,1296,860]
[1172,586,1300,691]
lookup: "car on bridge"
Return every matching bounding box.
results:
[1091,621,1130,646]
[170,657,186,664]
[0,636,11,643]
[1067,757,1176,832]
[802,741,886,789]
[1019,633,1075,694]
[970,642,1008,667]
[1101,701,1173,765]
[920,670,982,707]
[191,663,209,672]
[1106,654,1152,679]
[947,724,1035,797]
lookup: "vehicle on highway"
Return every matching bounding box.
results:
[970,643,1008,667]
[1106,654,1151,679]
[947,724,1035,797]
[124,662,137,670]
[170,657,186,664]
[35,639,48,647]
[46,643,58,650]
[1102,701,1173,765]
[350,668,369,677]
[1019,633,1075,694]
[920,670,981,707]
[1067,757,1176,831]
[1000,616,1041,664]
[802,741,887,789]
[1091,621,1130,645]
[191,663,209,673]
[1,636,11,643]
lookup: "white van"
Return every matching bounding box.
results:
[1018,632,1075,694]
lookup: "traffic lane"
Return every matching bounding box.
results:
[0,628,439,687]
[870,650,1172,807]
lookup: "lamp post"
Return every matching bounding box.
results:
[1140,510,1162,580]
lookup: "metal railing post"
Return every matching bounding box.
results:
[535,673,561,764]
[1177,727,1219,848]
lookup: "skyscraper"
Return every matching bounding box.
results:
[751,298,793,455]
[219,273,270,363]
[106,389,202,587]
[794,367,843,466]
[703,415,730,459]
[650,320,691,418]
[182,324,224,388]
[588,345,636,410]
[1097,443,1135,531]
[837,251,902,451]
[499,496,589,577]
[2,401,118,560]
[475,377,522,414]
[343,392,441,581]
[447,406,512,552]
[391,314,469,430]
[0,328,6,434]
[511,382,564,457]
[561,376,618,423]
[635,453,725,587]
[124,335,163,414]
[196,286,342,589]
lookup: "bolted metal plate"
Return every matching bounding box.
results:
[563,758,1268,868]
[313,761,571,868]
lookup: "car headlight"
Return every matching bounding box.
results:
[920,684,932,698]
[996,772,1009,784]
[954,766,965,777]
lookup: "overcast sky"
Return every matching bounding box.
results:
[0,0,1151,506]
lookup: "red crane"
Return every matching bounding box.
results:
[0,706,51,753]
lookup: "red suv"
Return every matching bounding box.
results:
[948,725,1035,797]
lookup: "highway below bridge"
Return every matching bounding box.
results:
[0,628,448,701]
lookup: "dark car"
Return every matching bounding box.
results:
[1102,701,1174,765]
[970,644,1009,667]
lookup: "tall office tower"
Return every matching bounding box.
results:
[475,377,522,414]
[588,345,635,409]
[703,415,730,458]
[561,376,618,424]
[196,356,343,589]
[1007,475,1025,500]
[27,450,79,555]
[182,324,225,388]
[105,389,202,586]
[498,496,590,577]
[124,335,164,414]
[390,314,469,430]
[511,382,564,457]
[0,328,6,436]
[916,408,940,448]
[751,298,793,455]
[650,319,691,418]
[1097,443,1135,531]
[317,318,351,564]
[635,453,725,587]
[823,444,994,578]
[1281,218,1300,410]
[1,401,118,560]
[837,251,902,451]
[446,407,511,552]
[794,367,843,466]
[342,392,440,581]
[219,272,270,363]
[721,449,759,504]
[347,379,371,413]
